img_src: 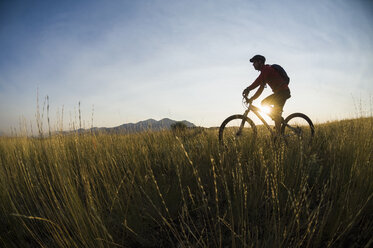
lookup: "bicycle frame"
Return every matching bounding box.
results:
[241,101,276,136]
[219,96,315,145]
[242,100,308,138]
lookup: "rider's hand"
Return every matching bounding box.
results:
[242,88,249,97]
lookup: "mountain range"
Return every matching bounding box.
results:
[87,118,196,134]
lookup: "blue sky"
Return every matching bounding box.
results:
[1,0,372,134]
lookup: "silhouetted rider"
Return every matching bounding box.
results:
[242,55,291,134]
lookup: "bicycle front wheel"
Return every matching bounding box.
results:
[219,115,257,146]
[281,113,314,145]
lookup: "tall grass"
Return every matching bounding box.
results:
[0,117,372,247]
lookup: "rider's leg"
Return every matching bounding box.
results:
[262,90,291,135]
[272,107,283,134]
[261,94,276,118]
[261,94,282,133]
[261,94,276,108]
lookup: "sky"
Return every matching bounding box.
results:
[1,0,373,135]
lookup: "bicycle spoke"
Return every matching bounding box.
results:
[282,113,314,145]
[219,115,257,146]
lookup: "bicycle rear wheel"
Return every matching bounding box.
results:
[281,113,314,145]
[219,115,257,146]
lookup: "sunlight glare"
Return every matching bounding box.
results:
[259,105,272,115]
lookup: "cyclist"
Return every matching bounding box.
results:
[242,55,291,134]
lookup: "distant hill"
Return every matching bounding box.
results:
[86,118,196,134]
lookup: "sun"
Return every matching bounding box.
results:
[259,105,272,115]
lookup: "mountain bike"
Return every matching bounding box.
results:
[219,96,315,146]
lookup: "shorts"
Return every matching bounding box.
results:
[261,89,291,114]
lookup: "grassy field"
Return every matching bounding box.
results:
[0,117,372,247]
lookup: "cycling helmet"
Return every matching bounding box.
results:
[250,55,266,63]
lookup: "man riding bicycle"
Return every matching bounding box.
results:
[242,55,291,134]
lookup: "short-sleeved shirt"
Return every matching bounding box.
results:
[247,64,289,93]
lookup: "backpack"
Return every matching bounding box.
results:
[271,64,290,85]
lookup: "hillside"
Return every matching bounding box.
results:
[0,117,372,247]
[82,118,196,134]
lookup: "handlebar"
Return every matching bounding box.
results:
[243,95,252,105]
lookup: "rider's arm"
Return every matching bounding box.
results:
[243,68,268,100]
[246,71,265,92]
[249,84,265,101]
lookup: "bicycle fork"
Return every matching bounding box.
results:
[237,109,250,136]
